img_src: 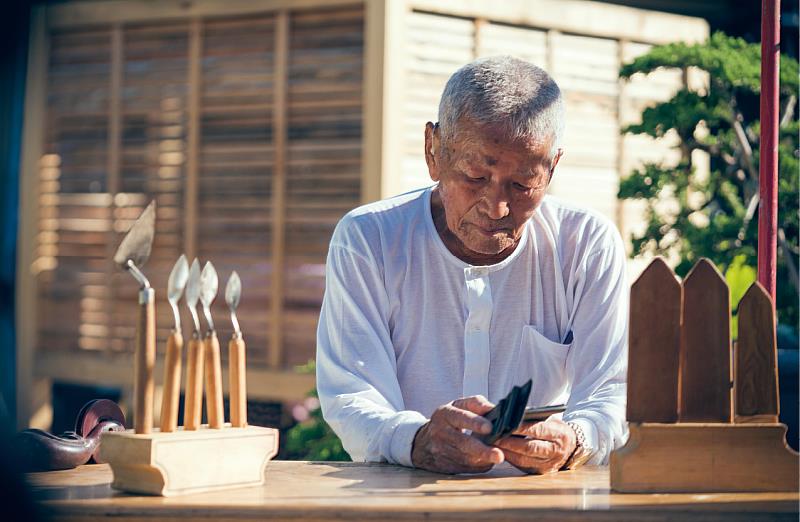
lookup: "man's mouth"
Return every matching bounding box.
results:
[472,224,512,237]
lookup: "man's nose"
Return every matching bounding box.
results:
[482,185,510,220]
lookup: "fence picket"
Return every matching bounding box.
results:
[628,257,681,423]
[680,258,732,422]
[735,282,780,423]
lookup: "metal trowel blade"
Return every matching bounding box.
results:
[113,201,156,269]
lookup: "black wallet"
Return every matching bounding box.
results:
[478,379,532,445]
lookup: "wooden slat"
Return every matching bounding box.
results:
[680,258,732,423]
[735,282,780,423]
[476,22,547,66]
[184,19,201,261]
[627,257,681,423]
[270,10,288,369]
[106,23,122,356]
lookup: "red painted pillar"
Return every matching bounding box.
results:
[758,0,780,304]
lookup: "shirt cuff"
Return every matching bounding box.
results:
[387,411,429,467]
[565,416,602,465]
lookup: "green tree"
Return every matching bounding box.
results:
[618,32,799,328]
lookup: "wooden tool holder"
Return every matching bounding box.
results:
[610,258,799,493]
[99,424,278,496]
[99,305,277,496]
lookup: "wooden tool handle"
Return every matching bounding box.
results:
[134,289,156,434]
[229,336,247,427]
[183,335,204,430]
[160,331,184,433]
[204,332,224,429]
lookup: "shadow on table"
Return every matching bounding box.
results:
[320,462,606,494]
[318,463,798,515]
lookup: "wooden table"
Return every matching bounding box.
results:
[28,461,798,521]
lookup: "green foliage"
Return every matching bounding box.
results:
[726,254,758,338]
[283,361,350,461]
[618,32,799,327]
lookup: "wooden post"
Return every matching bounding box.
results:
[679,258,732,423]
[269,10,288,369]
[184,18,201,262]
[627,258,681,423]
[106,23,123,351]
[735,282,780,423]
[472,17,487,58]
[361,0,385,203]
[16,6,49,430]
[758,0,780,302]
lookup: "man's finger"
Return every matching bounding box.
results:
[494,436,558,459]
[501,447,561,474]
[441,428,504,466]
[452,395,495,416]
[513,420,570,448]
[440,403,492,434]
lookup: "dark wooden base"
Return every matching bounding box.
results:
[610,422,800,493]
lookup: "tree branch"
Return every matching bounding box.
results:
[735,192,759,243]
[780,94,797,128]
[778,227,800,293]
[732,115,757,180]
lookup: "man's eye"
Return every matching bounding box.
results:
[465,175,486,183]
[513,182,533,191]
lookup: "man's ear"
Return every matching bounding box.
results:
[424,122,441,182]
[548,148,564,182]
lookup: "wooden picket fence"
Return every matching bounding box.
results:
[610,257,798,493]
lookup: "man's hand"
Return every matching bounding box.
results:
[493,418,576,474]
[411,396,504,474]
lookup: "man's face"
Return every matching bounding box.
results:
[425,121,562,258]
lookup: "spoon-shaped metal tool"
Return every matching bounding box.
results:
[185,259,202,335]
[182,258,204,430]
[225,271,241,337]
[199,261,218,333]
[200,262,224,429]
[167,255,189,334]
[225,271,247,427]
[160,255,188,432]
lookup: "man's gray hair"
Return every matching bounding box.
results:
[438,56,565,159]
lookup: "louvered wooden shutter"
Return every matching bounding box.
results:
[284,7,363,367]
[400,11,474,195]
[35,5,363,373]
[547,32,620,220]
[39,27,113,354]
[197,14,276,362]
[115,22,189,353]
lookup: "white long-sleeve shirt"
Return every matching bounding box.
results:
[316,186,628,468]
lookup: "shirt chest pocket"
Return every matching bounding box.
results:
[516,325,571,407]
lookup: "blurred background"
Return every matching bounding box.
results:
[0,0,797,460]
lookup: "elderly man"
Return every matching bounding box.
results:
[316,56,627,475]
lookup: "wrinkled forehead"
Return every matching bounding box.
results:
[445,120,555,166]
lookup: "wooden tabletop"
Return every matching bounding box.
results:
[28,460,799,521]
